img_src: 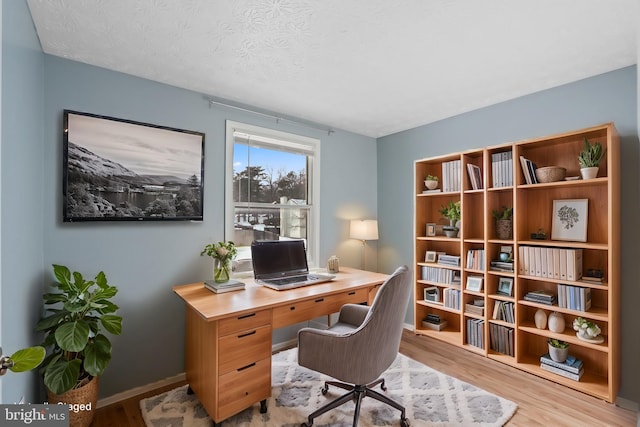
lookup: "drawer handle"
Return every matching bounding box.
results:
[238,362,256,372]
[289,306,296,311]
[238,313,256,320]
[238,330,256,339]
[314,298,324,303]
[348,291,356,295]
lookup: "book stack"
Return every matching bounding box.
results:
[466,249,485,270]
[421,188,442,194]
[524,290,556,305]
[492,301,515,323]
[519,155,539,184]
[557,284,592,311]
[540,353,584,381]
[491,151,513,188]
[421,314,448,331]
[421,266,461,285]
[490,260,514,272]
[489,324,514,356]
[443,288,461,310]
[466,163,483,190]
[438,254,461,267]
[204,279,245,294]
[441,159,462,192]
[517,246,583,281]
[466,318,484,349]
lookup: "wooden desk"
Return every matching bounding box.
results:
[173,267,388,425]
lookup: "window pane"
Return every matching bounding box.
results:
[233,206,309,247]
[233,143,308,204]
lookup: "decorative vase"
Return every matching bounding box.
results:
[47,376,99,427]
[580,166,598,180]
[534,309,547,329]
[548,344,569,363]
[548,311,565,333]
[327,255,340,274]
[214,258,231,283]
[425,179,438,190]
[496,219,513,240]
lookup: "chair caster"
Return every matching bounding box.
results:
[301,422,312,427]
[321,384,328,395]
[400,417,410,427]
[379,379,387,391]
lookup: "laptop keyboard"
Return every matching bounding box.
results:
[264,275,310,286]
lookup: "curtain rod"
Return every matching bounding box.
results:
[207,98,334,135]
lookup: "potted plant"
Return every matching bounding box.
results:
[439,200,461,237]
[201,241,238,283]
[548,338,569,363]
[424,174,439,190]
[0,346,45,376]
[492,205,513,240]
[573,317,603,343]
[36,264,122,427]
[578,138,605,180]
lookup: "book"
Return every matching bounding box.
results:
[540,353,584,374]
[204,279,245,293]
[540,362,584,381]
[421,189,442,194]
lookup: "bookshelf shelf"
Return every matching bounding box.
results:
[413,123,619,403]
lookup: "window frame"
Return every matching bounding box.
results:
[225,121,321,268]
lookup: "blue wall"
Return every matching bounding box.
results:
[1,0,45,404]
[377,66,639,403]
[41,56,377,398]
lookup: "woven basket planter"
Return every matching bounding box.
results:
[47,376,99,427]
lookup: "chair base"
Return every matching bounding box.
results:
[301,378,409,427]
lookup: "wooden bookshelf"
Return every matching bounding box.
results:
[413,123,619,402]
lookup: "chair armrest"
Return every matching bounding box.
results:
[337,304,370,327]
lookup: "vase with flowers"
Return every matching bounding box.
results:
[201,241,238,283]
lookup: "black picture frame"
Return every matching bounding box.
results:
[63,110,205,222]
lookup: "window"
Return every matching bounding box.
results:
[225,121,320,270]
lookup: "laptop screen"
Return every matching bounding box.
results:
[251,240,309,280]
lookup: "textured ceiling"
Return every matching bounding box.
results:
[27,0,637,138]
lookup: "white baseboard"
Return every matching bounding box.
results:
[97,372,186,408]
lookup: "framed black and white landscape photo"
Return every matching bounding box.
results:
[62,110,205,222]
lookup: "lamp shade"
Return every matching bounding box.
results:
[350,220,379,241]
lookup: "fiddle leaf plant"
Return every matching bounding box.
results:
[35,264,122,395]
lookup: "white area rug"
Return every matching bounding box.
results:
[140,348,517,426]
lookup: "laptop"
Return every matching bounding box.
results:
[251,240,335,290]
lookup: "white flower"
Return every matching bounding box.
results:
[216,247,229,257]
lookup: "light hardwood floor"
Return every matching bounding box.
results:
[92,330,636,426]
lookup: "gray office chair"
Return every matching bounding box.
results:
[297,265,412,427]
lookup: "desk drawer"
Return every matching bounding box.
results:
[218,325,272,375]
[273,288,368,328]
[218,309,271,336]
[218,357,271,421]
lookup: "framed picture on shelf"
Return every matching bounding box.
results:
[551,199,588,242]
[466,276,484,292]
[426,223,437,236]
[497,277,513,296]
[425,251,437,263]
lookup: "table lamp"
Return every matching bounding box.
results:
[350,219,379,270]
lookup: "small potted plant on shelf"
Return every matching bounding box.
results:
[424,175,439,190]
[36,264,122,427]
[492,205,513,240]
[578,137,605,180]
[548,338,569,363]
[201,241,238,283]
[573,317,603,343]
[439,200,461,237]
